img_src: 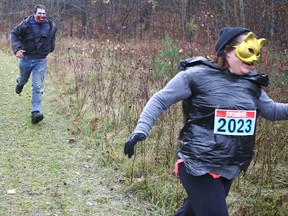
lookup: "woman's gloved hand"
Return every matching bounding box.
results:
[124,133,146,158]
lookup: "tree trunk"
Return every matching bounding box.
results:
[239,0,245,26]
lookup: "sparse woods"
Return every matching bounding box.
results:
[46,36,288,215]
[48,37,185,215]
[1,0,288,215]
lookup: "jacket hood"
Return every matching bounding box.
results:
[242,71,269,87]
[179,56,219,71]
[23,15,55,27]
[179,56,269,87]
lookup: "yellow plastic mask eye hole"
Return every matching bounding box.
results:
[248,48,254,54]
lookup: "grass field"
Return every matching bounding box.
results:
[1,37,287,215]
[0,51,159,216]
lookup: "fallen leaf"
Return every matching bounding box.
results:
[66,138,76,143]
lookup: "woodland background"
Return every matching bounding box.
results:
[0,0,288,46]
[0,0,287,215]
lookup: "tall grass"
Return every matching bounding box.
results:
[48,37,288,215]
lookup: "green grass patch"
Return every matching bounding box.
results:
[0,51,159,215]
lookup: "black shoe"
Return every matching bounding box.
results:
[31,111,44,124]
[16,84,24,94]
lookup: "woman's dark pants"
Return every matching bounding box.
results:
[174,163,233,216]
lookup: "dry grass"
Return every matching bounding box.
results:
[2,34,286,215]
[0,51,160,215]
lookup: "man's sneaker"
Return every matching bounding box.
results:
[15,84,24,94]
[31,111,44,124]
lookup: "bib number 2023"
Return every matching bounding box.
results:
[214,109,256,136]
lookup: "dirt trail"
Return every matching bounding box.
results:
[0,51,157,216]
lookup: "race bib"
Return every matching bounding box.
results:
[214,109,256,136]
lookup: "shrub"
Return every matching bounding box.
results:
[154,36,181,80]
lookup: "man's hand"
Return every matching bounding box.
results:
[16,50,25,59]
[124,133,146,158]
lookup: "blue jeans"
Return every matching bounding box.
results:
[17,56,48,112]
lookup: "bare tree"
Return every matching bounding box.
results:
[239,0,245,26]
[0,0,287,46]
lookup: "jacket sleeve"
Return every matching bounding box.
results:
[10,22,24,54]
[50,23,57,52]
[133,71,192,136]
[258,89,288,120]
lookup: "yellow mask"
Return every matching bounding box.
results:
[233,32,265,64]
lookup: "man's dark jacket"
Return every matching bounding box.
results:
[10,15,57,58]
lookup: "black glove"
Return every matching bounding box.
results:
[124,133,146,158]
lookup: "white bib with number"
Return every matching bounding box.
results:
[214,109,256,136]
